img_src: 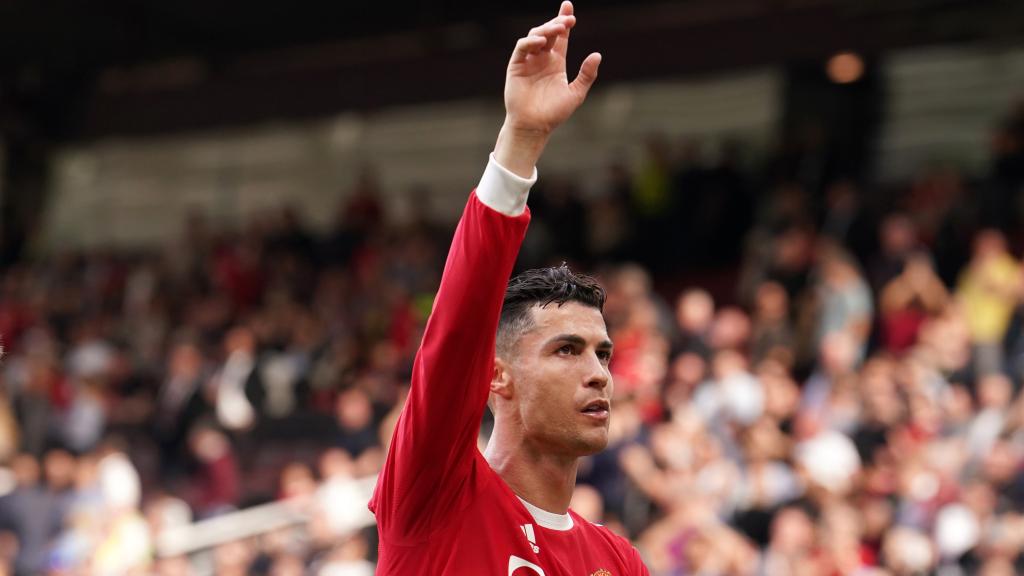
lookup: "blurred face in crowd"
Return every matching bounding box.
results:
[626,298,659,331]
[770,507,815,554]
[819,330,860,375]
[821,502,862,544]
[492,302,613,458]
[336,388,373,432]
[962,481,998,519]
[973,229,1008,260]
[43,450,76,490]
[757,360,800,420]
[822,254,858,287]
[676,289,714,334]
[901,253,935,285]
[774,227,814,270]
[189,427,231,463]
[279,462,317,500]
[614,266,651,301]
[169,342,202,380]
[269,554,305,576]
[982,440,1019,485]
[880,214,916,255]
[224,326,256,355]
[711,349,747,380]
[155,555,194,576]
[755,281,789,323]
[11,454,40,487]
[860,497,894,542]
[318,448,354,480]
[709,307,751,350]
[742,419,788,462]
[977,374,1013,410]
[214,540,253,576]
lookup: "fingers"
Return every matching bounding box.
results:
[510,5,581,66]
[548,8,577,58]
[528,15,577,55]
[543,26,563,53]
[510,35,548,65]
[569,52,602,101]
[527,15,575,40]
[512,15,574,63]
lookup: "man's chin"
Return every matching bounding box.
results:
[574,431,609,456]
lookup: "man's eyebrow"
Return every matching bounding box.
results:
[546,334,586,347]
[545,334,614,350]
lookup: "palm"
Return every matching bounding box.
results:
[504,2,600,134]
[508,56,576,131]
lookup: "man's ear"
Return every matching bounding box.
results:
[490,356,515,402]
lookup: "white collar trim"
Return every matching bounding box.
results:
[518,497,574,531]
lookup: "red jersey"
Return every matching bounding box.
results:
[370,187,648,575]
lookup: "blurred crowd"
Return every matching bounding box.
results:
[0,99,1023,575]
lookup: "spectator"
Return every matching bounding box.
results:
[212,326,259,433]
[672,288,714,360]
[750,281,795,366]
[878,252,949,355]
[91,450,152,575]
[957,229,1022,375]
[333,388,378,461]
[0,454,60,574]
[868,213,920,291]
[187,425,239,517]
[10,334,62,457]
[814,244,874,355]
[153,339,211,480]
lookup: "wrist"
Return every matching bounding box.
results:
[493,121,551,179]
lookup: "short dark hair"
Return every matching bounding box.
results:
[496,264,606,358]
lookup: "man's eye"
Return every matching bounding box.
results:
[597,351,612,362]
[557,345,574,355]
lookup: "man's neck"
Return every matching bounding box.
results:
[484,432,579,514]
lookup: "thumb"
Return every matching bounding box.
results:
[569,52,601,102]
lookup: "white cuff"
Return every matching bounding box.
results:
[475,153,537,217]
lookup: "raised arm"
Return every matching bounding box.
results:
[370,1,600,542]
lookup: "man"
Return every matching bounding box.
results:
[369,2,649,574]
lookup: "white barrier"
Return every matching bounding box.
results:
[156,475,378,558]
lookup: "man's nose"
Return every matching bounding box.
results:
[584,352,609,390]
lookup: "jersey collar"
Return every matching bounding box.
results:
[518,497,574,531]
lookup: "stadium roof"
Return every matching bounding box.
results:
[1,0,1020,140]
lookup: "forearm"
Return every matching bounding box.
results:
[493,122,551,179]
[919,281,950,312]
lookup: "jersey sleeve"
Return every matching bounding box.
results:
[369,156,533,543]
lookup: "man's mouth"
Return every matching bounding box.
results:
[580,399,610,420]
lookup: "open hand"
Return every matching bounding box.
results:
[504,1,601,134]
[494,1,601,177]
